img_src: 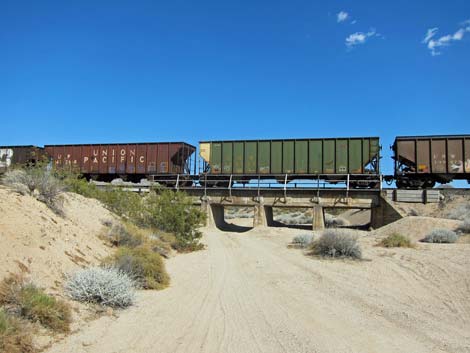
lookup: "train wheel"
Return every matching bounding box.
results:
[396,179,407,189]
[423,180,436,189]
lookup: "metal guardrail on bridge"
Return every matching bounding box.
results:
[94,173,383,198]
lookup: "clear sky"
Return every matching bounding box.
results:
[1,0,469,176]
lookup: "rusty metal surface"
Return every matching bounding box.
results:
[0,145,45,172]
[44,142,196,176]
[394,135,470,185]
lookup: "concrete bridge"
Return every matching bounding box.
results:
[93,182,453,231]
[184,188,404,231]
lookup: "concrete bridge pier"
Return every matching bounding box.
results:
[200,200,225,229]
[253,204,278,227]
[370,194,404,229]
[312,205,325,230]
[253,204,266,227]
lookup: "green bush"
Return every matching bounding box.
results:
[19,285,71,333]
[61,172,147,223]
[378,233,414,248]
[110,246,170,290]
[144,190,206,250]
[0,309,36,353]
[62,175,204,252]
[98,188,145,223]
[0,275,71,333]
[62,173,101,199]
[310,229,362,259]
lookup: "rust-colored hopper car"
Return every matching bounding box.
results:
[392,135,470,188]
[44,142,196,184]
[0,145,45,173]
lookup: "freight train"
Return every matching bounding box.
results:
[1,135,469,189]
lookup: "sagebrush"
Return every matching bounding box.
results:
[1,167,64,215]
[65,267,135,307]
[422,229,458,243]
[457,220,470,234]
[446,204,470,221]
[292,234,314,248]
[109,246,170,290]
[275,210,312,225]
[310,229,362,259]
[324,214,349,228]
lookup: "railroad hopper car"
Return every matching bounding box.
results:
[0,145,45,173]
[44,142,196,184]
[392,135,470,188]
[199,137,380,187]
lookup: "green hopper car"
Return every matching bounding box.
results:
[199,137,380,187]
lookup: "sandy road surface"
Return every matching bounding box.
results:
[48,227,470,353]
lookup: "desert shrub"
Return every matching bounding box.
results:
[98,188,146,223]
[324,214,349,228]
[144,190,206,250]
[2,167,64,215]
[0,275,71,333]
[61,172,147,224]
[457,219,470,234]
[422,229,458,243]
[292,234,314,248]
[18,284,71,333]
[378,233,414,248]
[62,173,101,199]
[225,207,253,219]
[0,309,36,353]
[171,241,205,252]
[107,223,143,248]
[446,204,470,221]
[65,267,135,307]
[149,232,176,257]
[276,211,312,225]
[0,274,24,308]
[105,222,173,257]
[109,246,170,290]
[310,229,362,259]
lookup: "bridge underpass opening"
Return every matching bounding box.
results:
[272,207,313,230]
[323,207,371,230]
[211,205,253,232]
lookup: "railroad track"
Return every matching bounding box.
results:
[92,181,469,196]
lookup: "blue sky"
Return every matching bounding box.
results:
[1,0,469,175]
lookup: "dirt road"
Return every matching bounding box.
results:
[47,227,470,353]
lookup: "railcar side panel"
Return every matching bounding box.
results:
[393,135,470,187]
[309,140,322,174]
[271,141,282,174]
[295,140,308,174]
[233,142,244,174]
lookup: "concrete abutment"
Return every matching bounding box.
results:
[198,190,402,232]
